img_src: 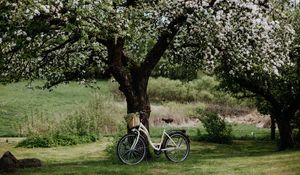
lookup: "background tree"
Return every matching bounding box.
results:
[200,1,299,150]
[0,0,288,138]
[255,98,276,140]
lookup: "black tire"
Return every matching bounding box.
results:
[163,132,190,162]
[117,134,146,165]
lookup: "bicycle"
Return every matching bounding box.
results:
[117,112,190,165]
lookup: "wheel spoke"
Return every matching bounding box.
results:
[164,134,189,163]
[177,138,183,148]
[117,134,146,165]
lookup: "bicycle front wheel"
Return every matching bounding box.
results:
[163,132,190,162]
[117,134,146,165]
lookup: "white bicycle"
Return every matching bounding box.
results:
[117,112,190,165]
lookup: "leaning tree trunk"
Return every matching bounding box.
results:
[275,114,294,150]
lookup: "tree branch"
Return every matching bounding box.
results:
[37,32,81,70]
[208,0,217,8]
[140,15,188,77]
[123,0,136,7]
[220,53,280,109]
[43,48,95,89]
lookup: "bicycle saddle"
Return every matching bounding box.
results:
[162,118,174,124]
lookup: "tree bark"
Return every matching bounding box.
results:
[106,38,152,131]
[123,74,151,131]
[276,115,294,150]
[104,12,189,160]
[270,115,276,141]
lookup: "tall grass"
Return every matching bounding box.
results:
[17,92,125,147]
[110,76,253,106]
[0,81,110,136]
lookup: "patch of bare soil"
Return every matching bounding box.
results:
[205,104,271,128]
[149,103,271,128]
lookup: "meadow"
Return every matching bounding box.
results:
[1,138,300,175]
[0,78,299,174]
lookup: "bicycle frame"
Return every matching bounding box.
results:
[130,123,178,151]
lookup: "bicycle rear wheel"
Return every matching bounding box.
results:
[163,132,190,162]
[117,134,146,165]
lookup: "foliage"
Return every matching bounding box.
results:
[17,134,97,148]
[104,122,127,163]
[0,0,298,150]
[17,92,122,147]
[152,60,198,81]
[111,76,252,106]
[0,0,289,87]
[197,108,232,144]
[200,1,300,149]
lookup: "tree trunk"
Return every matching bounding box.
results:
[105,14,188,157]
[106,38,153,158]
[270,115,276,141]
[276,115,294,150]
[124,75,151,132]
[119,74,152,159]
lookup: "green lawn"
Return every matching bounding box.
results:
[0,81,109,136]
[1,81,299,174]
[0,138,299,175]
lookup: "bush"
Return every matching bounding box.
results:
[147,77,188,102]
[17,134,98,148]
[105,122,127,163]
[17,135,54,148]
[197,108,232,144]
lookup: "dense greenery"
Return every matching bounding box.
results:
[0,1,290,143]
[16,91,121,147]
[1,79,253,147]
[197,109,232,144]
[110,76,252,105]
[209,4,300,150]
[0,0,299,152]
[17,134,97,148]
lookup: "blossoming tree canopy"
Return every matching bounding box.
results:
[0,0,295,137]
[203,1,298,150]
[1,0,289,79]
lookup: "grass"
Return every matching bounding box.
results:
[0,81,110,136]
[0,138,299,175]
[1,80,299,174]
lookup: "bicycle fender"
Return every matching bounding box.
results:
[166,130,190,143]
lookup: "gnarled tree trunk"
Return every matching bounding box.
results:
[104,15,188,134]
[107,38,152,131]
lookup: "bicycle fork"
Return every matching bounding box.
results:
[130,129,140,150]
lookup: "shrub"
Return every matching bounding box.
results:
[17,133,98,148]
[17,135,54,148]
[197,108,232,144]
[105,122,127,163]
[147,77,188,102]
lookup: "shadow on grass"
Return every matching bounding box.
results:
[191,140,278,160]
[4,140,298,175]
